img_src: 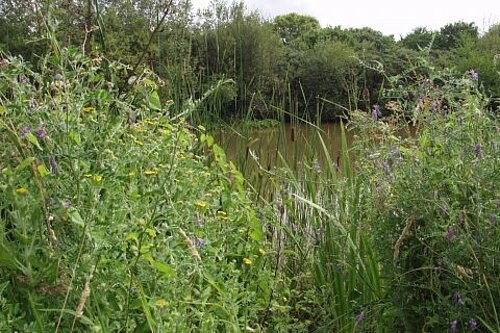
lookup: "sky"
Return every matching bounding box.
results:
[189,0,499,38]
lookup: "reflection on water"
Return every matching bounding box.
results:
[215,122,353,176]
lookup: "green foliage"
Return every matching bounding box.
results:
[0,47,276,332]
[354,62,500,332]
[273,13,320,45]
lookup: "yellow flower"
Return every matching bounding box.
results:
[144,170,157,176]
[195,201,208,209]
[217,210,228,220]
[92,175,103,182]
[83,174,93,178]
[15,187,29,195]
[258,248,266,256]
[155,299,168,308]
[128,171,136,177]
[243,258,252,266]
[83,106,95,113]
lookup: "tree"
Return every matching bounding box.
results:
[273,13,320,44]
[400,27,435,51]
[436,21,478,50]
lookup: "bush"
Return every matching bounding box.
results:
[355,63,500,332]
[0,48,274,332]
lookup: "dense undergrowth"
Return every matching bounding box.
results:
[1,24,499,333]
[0,48,282,332]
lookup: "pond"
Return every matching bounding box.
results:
[215,122,353,178]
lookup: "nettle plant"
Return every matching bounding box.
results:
[0,48,273,332]
[353,60,499,332]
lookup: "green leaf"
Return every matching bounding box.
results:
[69,131,81,145]
[0,243,18,270]
[248,210,264,242]
[37,164,50,177]
[152,260,175,278]
[149,91,161,111]
[16,157,35,171]
[68,208,84,227]
[26,133,43,151]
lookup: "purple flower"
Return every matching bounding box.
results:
[431,100,441,112]
[197,238,206,249]
[473,144,482,158]
[28,98,37,110]
[0,58,8,68]
[452,291,465,306]
[315,228,322,243]
[48,156,59,174]
[469,318,478,330]
[447,226,456,240]
[372,106,382,121]
[450,320,458,333]
[469,70,479,81]
[192,237,206,249]
[355,310,365,324]
[381,161,390,174]
[20,125,31,137]
[35,128,47,140]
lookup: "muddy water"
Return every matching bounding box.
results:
[215,122,353,176]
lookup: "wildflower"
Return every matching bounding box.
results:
[155,299,168,308]
[48,156,59,174]
[355,310,365,324]
[371,105,382,121]
[452,291,465,306]
[35,128,47,140]
[192,237,206,249]
[243,258,252,266]
[20,125,30,137]
[447,226,456,240]
[469,70,479,81]
[83,106,95,113]
[312,159,321,173]
[450,319,458,333]
[144,170,157,176]
[195,201,208,209]
[15,187,29,195]
[28,98,37,110]
[431,100,441,112]
[258,248,266,256]
[92,175,103,182]
[381,161,390,174]
[315,229,322,243]
[473,144,482,158]
[217,210,228,220]
[469,318,478,330]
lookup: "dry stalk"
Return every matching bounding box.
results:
[393,217,415,263]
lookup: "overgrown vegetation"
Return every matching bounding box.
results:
[0,1,498,332]
[1,0,499,122]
